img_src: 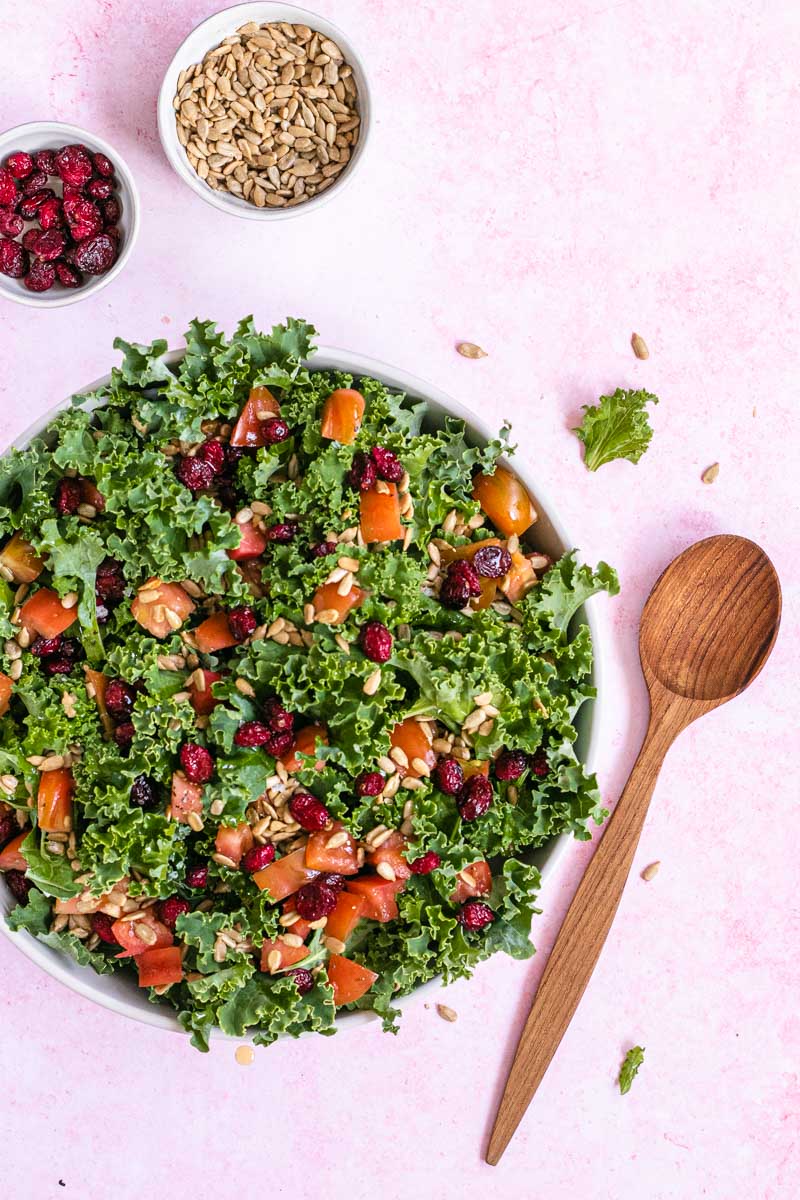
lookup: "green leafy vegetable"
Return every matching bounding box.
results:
[573,388,659,471]
[618,1045,645,1093]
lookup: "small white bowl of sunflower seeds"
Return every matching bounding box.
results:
[157,3,370,218]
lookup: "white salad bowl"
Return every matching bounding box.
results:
[0,346,604,1038]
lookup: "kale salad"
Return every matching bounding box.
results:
[0,318,618,1049]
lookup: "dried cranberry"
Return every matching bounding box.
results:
[92,152,114,178]
[355,771,384,797]
[176,455,216,492]
[63,196,103,241]
[228,605,257,642]
[264,522,298,543]
[91,911,118,944]
[37,197,65,230]
[180,742,214,784]
[260,417,289,444]
[262,696,294,732]
[19,191,54,219]
[234,721,273,748]
[186,864,209,889]
[196,439,226,474]
[43,658,73,676]
[494,749,528,781]
[54,144,93,188]
[54,260,83,289]
[5,870,32,905]
[289,791,329,832]
[105,679,137,721]
[242,843,275,873]
[23,259,55,292]
[458,899,495,930]
[348,451,376,492]
[86,177,113,201]
[359,620,393,664]
[264,728,294,757]
[0,812,17,848]
[0,237,28,278]
[60,638,82,662]
[449,560,482,594]
[22,229,43,251]
[130,774,159,810]
[105,226,120,243]
[5,152,33,180]
[370,446,404,483]
[410,851,441,874]
[95,558,125,604]
[440,559,482,609]
[113,721,135,750]
[310,540,337,558]
[0,168,18,207]
[288,967,314,994]
[33,229,66,262]
[32,150,57,175]
[0,209,23,238]
[530,748,549,778]
[55,477,81,515]
[457,775,493,821]
[321,872,346,894]
[30,634,63,658]
[70,232,116,275]
[101,196,121,226]
[226,444,244,469]
[62,184,84,203]
[295,880,337,921]
[473,544,513,579]
[157,897,190,929]
[434,757,464,795]
[22,170,49,196]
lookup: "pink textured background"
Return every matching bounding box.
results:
[1,2,798,1196]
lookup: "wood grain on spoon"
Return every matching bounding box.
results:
[486,535,781,1165]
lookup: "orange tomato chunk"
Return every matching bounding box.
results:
[500,551,536,603]
[325,891,366,944]
[253,847,319,900]
[131,579,195,639]
[20,589,77,639]
[37,768,74,833]
[326,954,378,1006]
[259,937,309,973]
[215,822,254,867]
[230,387,280,446]
[136,945,183,988]
[227,519,267,561]
[305,820,359,875]
[346,876,403,923]
[169,772,203,823]
[320,388,365,444]
[389,718,436,779]
[280,724,329,774]
[359,483,403,543]
[0,672,12,718]
[189,669,222,715]
[312,581,366,625]
[451,860,493,903]
[366,831,412,881]
[0,532,45,583]
[0,831,27,872]
[193,612,238,654]
[113,912,173,958]
[472,467,537,536]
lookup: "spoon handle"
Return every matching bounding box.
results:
[485,721,670,1165]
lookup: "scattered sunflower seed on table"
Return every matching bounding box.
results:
[173,20,360,209]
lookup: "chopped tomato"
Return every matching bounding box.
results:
[136,945,183,988]
[37,767,74,833]
[312,581,366,625]
[366,831,412,881]
[131,579,195,639]
[0,532,45,583]
[79,478,106,512]
[326,954,378,1006]
[215,822,254,867]
[440,537,503,565]
[346,876,403,923]
[85,667,114,738]
[451,860,493,903]
[0,831,27,872]
[259,937,309,973]
[0,672,12,719]
[169,772,203,823]
[189,669,222,716]
[500,550,536,603]
[472,467,537,537]
[320,388,365,444]
[281,899,312,941]
[462,760,490,779]
[193,611,239,654]
[305,820,359,875]
[359,483,403,543]
[113,912,173,958]
[280,723,328,774]
[325,891,366,944]
[253,846,319,900]
[389,718,436,779]
[227,519,268,562]
[20,588,77,639]
[230,386,280,447]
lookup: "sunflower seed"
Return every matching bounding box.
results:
[701,463,719,484]
[456,342,488,359]
[631,332,650,359]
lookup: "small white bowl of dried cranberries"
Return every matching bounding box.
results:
[0,121,139,309]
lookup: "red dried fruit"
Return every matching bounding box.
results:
[186,864,209,889]
[157,897,190,929]
[62,184,84,203]
[260,416,289,444]
[180,742,214,784]
[234,721,273,748]
[348,451,376,492]
[289,791,329,832]
[32,228,66,262]
[32,150,57,175]
[91,912,118,944]
[86,177,113,201]
[95,558,125,603]
[440,559,482,610]
[449,559,482,593]
[321,872,346,894]
[0,237,28,278]
[310,540,337,558]
[434,757,464,795]
[370,446,404,483]
[410,851,441,875]
[0,812,17,849]
[63,196,103,240]
[92,152,115,178]
[473,544,513,579]
[295,880,338,921]
[196,439,226,474]
[175,455,215,492]
[456,774,493,821]
[60,638,82,662]
[105,679,137,722]
[0,168,18,207]
[130,775,160,810]
[264,728,294,757]
[359,620,393,664]
[0,210,23,238]
[5,152,33,180]
[5,870,32,905]
[37,197,65,230]
[43,657,73,676]
[113,721,135,750]
[30,634,64,657]
[22,230,42,251]
[494,749,528,781]
[262,696,295,732]
[530,748,549,778]
[242,843,276,873]
[70,232,116,275]
[355,771,384,797]
[288,967,314,994]
[23,260,56,293]
[104,225,120,242]
[19,190,54,219]
[22,170,49,196]
[55,477,82,515]
[228,605,257,642]
[264,522,298,543]
[54,143,93,188]
[458,899,495,930]
[102,197,121,226]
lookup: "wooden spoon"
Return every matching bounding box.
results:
[486,535,781,1165]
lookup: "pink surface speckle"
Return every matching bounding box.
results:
[1,2,799,1197]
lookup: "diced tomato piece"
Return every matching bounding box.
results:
[0,831,27,872]
[359,483,403,543]
[389,718,436,779]
[500,550,536,603]
[214,822,254,867]
[259,937,309,973]
[281,899,312,941]
[305,820,359,875]
[451,860,493,903]
[472,467,537,537]
[169,772,203,824]
[366,831,412,881]
[312,581,366,625]
[227,519,268,562]
[20,588,76,639]
[0,672,12,718]
[113,912,174,958]
[326,954,378,1006]
[131,579,195,639]
[189,669,222,716]
[136,944,183,988]
[326,891,366,944]
[280,723,329,774]
[37,768,74,833]
[462,760,490,779]
[55,877,127,915]
[79,479,105,512]
[85,667,114,737]
[193,611,238,654]
[230,387,280,447]
[320,388,365,444]
[346,876,403,923]
[0,532,45,583]
[253,846,319,900]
